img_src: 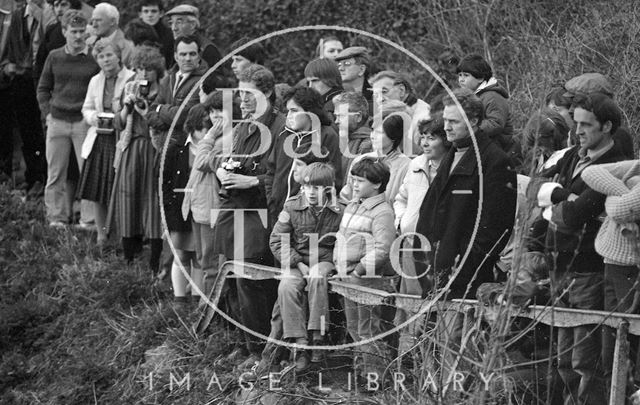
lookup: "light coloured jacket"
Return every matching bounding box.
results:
[81,67,135,158]
[394,154,437,234]
[181,131,231,224]
[333,193,395,276]
[340,149,410,204]
[582,160,640,265]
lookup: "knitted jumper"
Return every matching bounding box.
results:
[36,47,100,122]
[582,160,640,265]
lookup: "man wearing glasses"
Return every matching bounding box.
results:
[164,4,221,69]
[334,46,373,116]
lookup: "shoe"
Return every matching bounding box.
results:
[74,221,97,232]
[238,353,260,371]
[294,350,310,372]
[311,340,325,363]
[49,221,67,229]
[225,347,249,364]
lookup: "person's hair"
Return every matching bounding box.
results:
[124,19,160,46]
[418,112,452,149]
[131,44,166,78]
[545,88,572,109]
[333,91,369,124]
[282,86,332,127]
[91,38,122,61]
[48,0,82,9]
[442,88,484,126]
[94,2,120,25]
[456,54,492,82]
[229,38,266,65]
[202,90,242,120]
[301,162,335,187]
[314,35,342,58]
[523,108,570,152]
[184,104,212,134]
[201,73,233,96]
[174,35,200,52]
[238,64,276,105]
[573,92,622,134]
[304,58,343,90]
[61,9,87,28]
[350,157,390,193]
[293,143,331,165]
[437,49,459,67]
[138,0,164,11]
[382,114,406,151]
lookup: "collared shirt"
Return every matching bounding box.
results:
[185,134,197,165]
[173,71,190,95]
[572,138,614,179]
[64,43,89,55]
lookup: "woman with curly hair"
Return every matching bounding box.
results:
[107,45,165,273]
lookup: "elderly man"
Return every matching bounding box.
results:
[369,70,431,156]
[1,0,47,194]
[165,4,221,69]
[334,46,373,114]
[36,9,99,227]
[86,2,133,68]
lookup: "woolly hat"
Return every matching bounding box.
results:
[563,73,614,98]
[456,54,492,81]
[229,39,266,65]
[302,162,335,187]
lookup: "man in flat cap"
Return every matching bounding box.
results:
[563,72,634,159]
[334,46,373,115]
[165,4,221,69]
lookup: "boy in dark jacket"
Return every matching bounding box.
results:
[263,162,343,372]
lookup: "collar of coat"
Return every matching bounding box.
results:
[290,192,342,214]
[356,192,387,210]
[440,131,491,176]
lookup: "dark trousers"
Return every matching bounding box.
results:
[601,264,639,391]
[551,268,607,405]
[0,86,14,177]
[1,75,46,186]
[235,257,278,355]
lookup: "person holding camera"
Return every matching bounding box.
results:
[108,44,165,272]
[78,38,134,245]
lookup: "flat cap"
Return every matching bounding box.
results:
[564,73,614,98]
[165,4,199,19]
[334,46,370,64]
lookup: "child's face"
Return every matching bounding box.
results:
[458,71,483,91]
[352,175,380,200]
[303,184,320,206]
[292,159,308,184]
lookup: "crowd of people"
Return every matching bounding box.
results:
[1,0,639,403]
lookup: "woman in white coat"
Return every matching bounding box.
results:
[78,39,135,244]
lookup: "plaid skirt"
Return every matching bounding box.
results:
[78,133,115,205]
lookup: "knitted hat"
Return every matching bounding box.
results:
[456,54,492,81]
[302,162,335,187]
[237,43,266,65]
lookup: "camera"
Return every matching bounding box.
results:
[96,112,115,135]
[135,80,150,109]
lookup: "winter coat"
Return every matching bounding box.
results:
[394,153,438,235]
[530,143,626,272]
[415,131,516,298]
[475,78,514,152]
[333,193,396,276]
[581,160,640,266]
[212,106,286,261]
[340,149,411,204]
[146,61,208,134]
[162,135,193,232]
[265,124,343,227]
[340,125,372,182]
[269,193,344,267]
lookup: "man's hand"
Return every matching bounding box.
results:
[3,63,16,78]
[222,173,258,190]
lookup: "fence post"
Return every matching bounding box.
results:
[609,320,630,405]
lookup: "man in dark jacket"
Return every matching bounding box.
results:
[332,91,372,182]
[415,87,516,300]
[136,0,173,69]
[529,92,625,405]
[2,0,47,194]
